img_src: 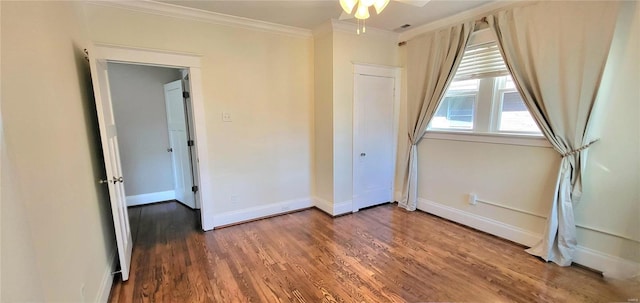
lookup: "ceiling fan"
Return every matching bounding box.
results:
[338,0,431,33]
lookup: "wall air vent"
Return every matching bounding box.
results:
[394,24,412,32]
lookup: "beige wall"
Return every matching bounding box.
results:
[314,22,399,204]
[1,1,636,301]
[108,63,181,197]
[417,140,558,231]
[2,1,314,300]
[312,24,399,206]
[394,47,409,201]
[1,1,115,301]
[313,31,334,202]
[1,127,46,302]
[331,29,399,204]
[405,2,639,263]
[82,3,313,214]
[577,2,639,262]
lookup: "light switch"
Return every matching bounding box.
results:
[222,112,232,122]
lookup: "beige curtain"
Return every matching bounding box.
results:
[399,22,474,211]
[487,2,620,266]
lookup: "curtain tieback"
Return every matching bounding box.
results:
[561,139,600,158]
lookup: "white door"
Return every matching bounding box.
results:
[164,80,195,209]
[89,59,133,281]
[353,74,396,211]
[181,73,201,209]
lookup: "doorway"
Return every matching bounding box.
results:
[352,64,400,212]
[108,63,198,210]
[88,44,212,281]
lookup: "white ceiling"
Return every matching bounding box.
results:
[157,0,494,32]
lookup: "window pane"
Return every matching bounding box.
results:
[431,94,475,130]
[499,92,541,133]
[503,75,517,89]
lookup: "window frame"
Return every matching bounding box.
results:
[430,89,478,132]
[491,76,543,136]
[425,29,547,147]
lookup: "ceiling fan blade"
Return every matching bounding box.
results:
[338,11,354,21]
[393,0,431,7]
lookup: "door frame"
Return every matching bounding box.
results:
[352,63,402,212]
[91,43,214,230]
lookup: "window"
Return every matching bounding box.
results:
[495,76,539,133]
[431,79,478,130]
[428,42,542,136]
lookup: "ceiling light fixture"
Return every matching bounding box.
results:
[340,0,390,34]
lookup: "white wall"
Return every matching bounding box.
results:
[82,3,313,218]
[1,1,116,301]
[108,63,181,198]
[402,1,639,274]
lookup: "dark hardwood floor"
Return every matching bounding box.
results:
[109,201,639,302]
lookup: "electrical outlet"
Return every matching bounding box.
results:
[468,193,478,205]
[230,194,238,202]
[222,112,232,122]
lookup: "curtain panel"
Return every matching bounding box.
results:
[399,22,474,211]
[487,2,619,265]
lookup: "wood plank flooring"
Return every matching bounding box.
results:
[109,201,639,303]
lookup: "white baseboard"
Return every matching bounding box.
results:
[417,198,640,280]
[213,197,313,227]
[126,190,175,207]
[95,249,117,303]
[313,196,334,215]
[334,200,352,215]
[574,245,640,280]
[312,197,352,216]
[417,198,540,247]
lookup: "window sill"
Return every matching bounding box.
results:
[423,130,552,148]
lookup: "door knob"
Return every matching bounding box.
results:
[167,148,173,152]
[360,153,366,157]
[99,179,109,184]
[112,176,124,184]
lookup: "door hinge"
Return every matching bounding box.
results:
[192,185,199,193]
[183,91,190,99]
[187,140,194,146]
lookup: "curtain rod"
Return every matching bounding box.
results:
[397,18,489,47]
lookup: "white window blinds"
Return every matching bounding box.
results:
[454,42,509,80]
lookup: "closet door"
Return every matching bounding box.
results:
[353,72,396,211]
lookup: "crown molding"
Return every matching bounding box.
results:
[330,19,399,39]
[312,19,398,40]
[398,0,533,42]
[86,0,313,39]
